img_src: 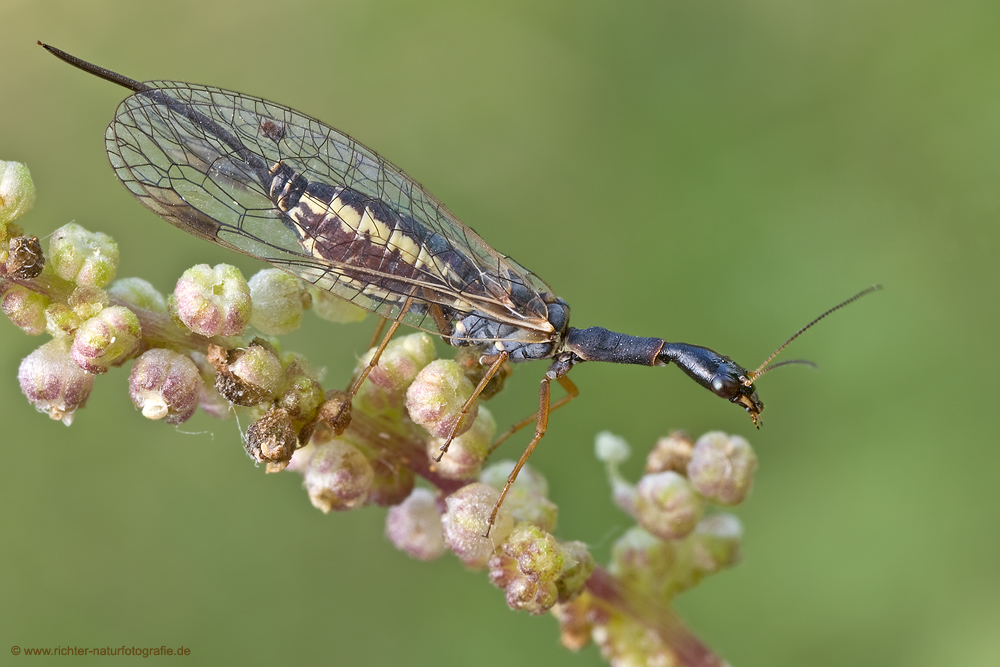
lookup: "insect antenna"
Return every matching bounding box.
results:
[745,284,882,385]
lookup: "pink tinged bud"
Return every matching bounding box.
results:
[18,339,94,425]
[429,406,495,480]
[405,359,478,440]
[481,461,558,532]
[354,333,436,413]
[6,235,45,279]
[173,263,251,337]
[70,305,142,373]
[488,523,564,615]
[307,286,367,323]
[632,471,705,541]
[247,269,307,335]
[285,441,316,475]
[303,440,374,512]
[2,284,49,334]
[687,431,758,505]
[646,431,694,474]
[0,161,37,225]
[48,222,119,288]
[128,349,202,424]
[442,482,514,569]
[108,277,168,313]
[385,488,446,561]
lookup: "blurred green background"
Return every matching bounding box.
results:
[2,1,998,665]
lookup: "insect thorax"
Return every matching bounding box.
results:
[450,298,570,363]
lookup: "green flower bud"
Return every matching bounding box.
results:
[67,285,109,320]
[554,541,595,603]
[442,482,514,569]
[18,339,94,425]
[276,373,325,423]
[687,431,758,505]
[172,263,251,337]
[632,471,704,541]
[226,341,283,398]
[70,305,141,373]
[48,222,119,287]
[687,513,743,576]
[406,359,478,440]
[481,461,558,532]
[44,303,82,339]
[248,268,308,335]
[108,277,168,313]
[0,161,37,225]
[385,488,446,561]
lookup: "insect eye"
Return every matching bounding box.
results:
[711,373,739,399]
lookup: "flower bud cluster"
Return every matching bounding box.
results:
[598,430,756,542]
[487,523,594,615]
[283,332,443,506]
[415,465,593,616]
[549,430,755,656]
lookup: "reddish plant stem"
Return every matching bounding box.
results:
[585,566,724,667]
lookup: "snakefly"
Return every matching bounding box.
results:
[41,43,878,533]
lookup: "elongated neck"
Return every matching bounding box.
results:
[563,327,764,426]
[563,326,665,366]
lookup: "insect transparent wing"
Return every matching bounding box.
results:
[106,80,556,337]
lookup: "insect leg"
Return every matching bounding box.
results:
[365,317,389,352]
[488,375,579,455]
[484,374,576,536]
[348,297,413,399]
[434,351,510,462]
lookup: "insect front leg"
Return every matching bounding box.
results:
[324,298,412,433]
[434,351,510,462]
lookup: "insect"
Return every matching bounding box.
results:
[41,43,878,534]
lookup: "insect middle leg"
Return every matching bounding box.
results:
[485,373,578,536]
[488,376,579,455]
